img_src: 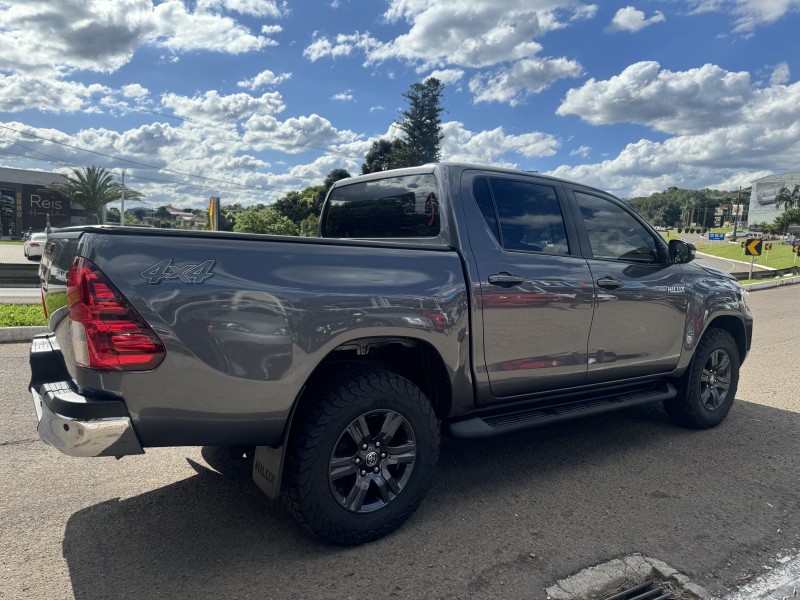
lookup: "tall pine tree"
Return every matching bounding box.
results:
[362,78,444,173]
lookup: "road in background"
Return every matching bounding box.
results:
[1,286,798,600]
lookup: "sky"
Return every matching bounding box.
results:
[0,0,799,211]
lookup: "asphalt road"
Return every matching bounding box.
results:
[1,286,798,600]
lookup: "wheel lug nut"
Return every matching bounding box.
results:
[381,452,387,458]
[362,443,368,450]
[354,457,361,464]
[375,442,381,448]
[373,467,380,474]
[360,470,367,476]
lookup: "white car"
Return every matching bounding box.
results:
[23,232,48,260]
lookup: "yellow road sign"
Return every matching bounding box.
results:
[794,245,800,254]
[744,239,762,256]
[740,241,747,248]
[764,243,773,251]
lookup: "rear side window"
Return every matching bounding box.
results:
[472,177,569,254]
[321,174,439,238]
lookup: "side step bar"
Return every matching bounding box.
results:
[449,382,677,438]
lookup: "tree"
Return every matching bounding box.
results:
[774,185,800,213]
[46,166,143,224]
[233,208,299,235]
[395,78,445,166]
[361,139,407,174]
[313,169,351,213]
[361,77,445,173]
[773,207,800,235]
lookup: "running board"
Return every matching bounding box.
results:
[449,382,677,438]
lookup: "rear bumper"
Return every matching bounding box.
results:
[29,334,143,457]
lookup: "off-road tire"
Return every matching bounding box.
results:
[664,328,740,429]
[282,367,440,545]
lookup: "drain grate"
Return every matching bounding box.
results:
[604,579,677,600]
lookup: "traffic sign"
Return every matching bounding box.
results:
[764,243,773,251]
[794,245,800,254]
[708,233,724,241]
[740,241,747,248]
[744,239,762,256]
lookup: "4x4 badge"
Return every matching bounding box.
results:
[140,259,215,284]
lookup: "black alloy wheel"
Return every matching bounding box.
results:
[328,409,417,514]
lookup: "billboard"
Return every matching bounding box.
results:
[749,173,800,225]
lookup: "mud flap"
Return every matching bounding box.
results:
[252,445,284,500]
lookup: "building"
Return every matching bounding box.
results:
[0,166,88,238]
[749,172,800,225]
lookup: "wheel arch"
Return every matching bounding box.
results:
[702,315,748,363]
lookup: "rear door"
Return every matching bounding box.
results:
[566,189,689,384]
[461,171,595,401]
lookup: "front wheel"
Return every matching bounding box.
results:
[664,328,740,429]
[283,368,440,545]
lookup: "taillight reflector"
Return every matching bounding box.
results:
[67,257,165,371]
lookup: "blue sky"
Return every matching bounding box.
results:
[0,0,798,210]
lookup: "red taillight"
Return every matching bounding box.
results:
[30,243,40,247]
[67,257,165,371]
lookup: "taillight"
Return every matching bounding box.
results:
[66,257,165,371]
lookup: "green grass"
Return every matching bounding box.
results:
[0,240,23,245]
[692,239,798,269]
[0,304,47,327]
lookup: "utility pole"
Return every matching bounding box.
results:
[120,169,125,226]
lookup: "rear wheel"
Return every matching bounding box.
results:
[283,368,439,545]
[665,328,739,429]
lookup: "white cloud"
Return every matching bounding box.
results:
[196,0,283,17]
[151,1,275,54]
[426,69,465,85]
[122,83,150,99]
[242,114,360,153]
[770,62,791,85]
[0,0,280,75]
[470,56,583,105]
[303,32,383,62]
[550,79,800,197]
[236,69,292,90]
[440,121,560,166]
[261,24,284,34]
[570,145,590,157]
[161,90,286,122]
[606,6,665,33]
[0,74,109,113]
[304,1,597,70]
[369,106,385,112]
[331,91,355,101]
[0,0,153,74]
[557,62,753,134]
[686,0,800,33]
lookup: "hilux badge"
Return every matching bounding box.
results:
[140,259,215,284]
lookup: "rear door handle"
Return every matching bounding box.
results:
[488,272,525,286]
[596,276,623,290]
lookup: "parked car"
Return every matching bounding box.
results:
[30,163,753,545]
[23,232,47,259]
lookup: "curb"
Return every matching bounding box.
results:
[0,326,48,343]
[744,276,800,291]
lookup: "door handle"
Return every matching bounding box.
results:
[488,272,525,286]
[596,276,623,290]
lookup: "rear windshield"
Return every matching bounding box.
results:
[320,174,440,238]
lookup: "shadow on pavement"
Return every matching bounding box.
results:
[62,400,800,600]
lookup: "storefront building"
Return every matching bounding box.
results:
[0,166,88,238]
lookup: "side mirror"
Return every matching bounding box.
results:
[669,239,696,264]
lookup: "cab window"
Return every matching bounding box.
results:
[575,192,659,263]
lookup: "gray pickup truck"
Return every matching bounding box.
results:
[29,163,753,545]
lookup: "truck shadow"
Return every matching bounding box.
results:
[62,399,800,600]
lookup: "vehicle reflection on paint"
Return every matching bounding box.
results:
[481,348,649,373]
